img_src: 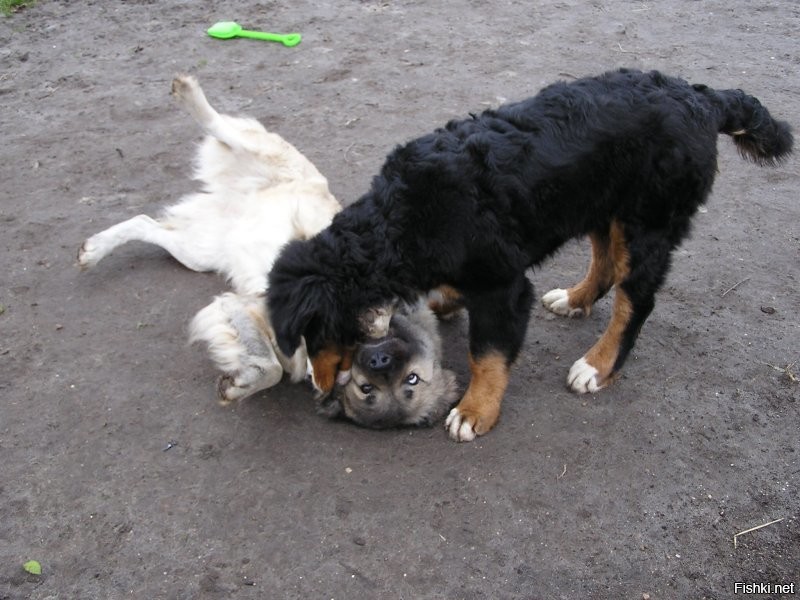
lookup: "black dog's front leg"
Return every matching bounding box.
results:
[445,274,533,442]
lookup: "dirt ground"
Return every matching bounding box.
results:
[2,1,798,598]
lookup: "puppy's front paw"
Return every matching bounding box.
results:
[217,374,250,404]
[445,407,478,442]
[216,373,269,404]
[216,363,284,405]
[542,288,586,318]
[567,357,610,393]
[217,373,264,406]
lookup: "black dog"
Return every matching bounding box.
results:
[268,68,792,442]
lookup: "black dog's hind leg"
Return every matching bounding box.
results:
[445,274,534,441]
[567,224,673,393]
[542,227,618,318]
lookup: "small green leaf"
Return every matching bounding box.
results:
[23,560,42,575]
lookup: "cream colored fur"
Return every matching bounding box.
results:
[78,75,341,402]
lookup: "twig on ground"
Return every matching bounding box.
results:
[761,361,798,383]
[733,517,784,548]
[343,142,358,164]
[615,43,637,54]
[721,277,751,297]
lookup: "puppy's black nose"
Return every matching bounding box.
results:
[368,350,393,372]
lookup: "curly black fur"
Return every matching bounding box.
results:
[269,69,792,375]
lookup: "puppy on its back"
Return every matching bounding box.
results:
[79,75,340,401]
[79,75,339,295]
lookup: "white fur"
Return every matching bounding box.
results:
[444,407,477,442]
[187,292,309,402]
[567,357,602,393]
[79,75,341,402]
[541,288,585,318]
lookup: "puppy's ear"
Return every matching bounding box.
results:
[316,394,343,419]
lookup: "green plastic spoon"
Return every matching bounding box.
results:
[207,21,302,47]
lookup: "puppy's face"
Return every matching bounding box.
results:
[268,239,457,425]
[319,307,458,429]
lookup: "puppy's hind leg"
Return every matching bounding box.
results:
[78,213,213,272]
[79,214,171,268]
[170,75,220,134]
[171,75,245,151]
[79,215,159,267]
[542,228,617,318]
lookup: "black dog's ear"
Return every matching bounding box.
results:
[268,240,337,357]
[316,393,343,419]
[271,293,316,357]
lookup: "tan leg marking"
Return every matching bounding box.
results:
[543,223,628,318]
[584,287,633,382]
[446,352,509,441]
[310,345,353,394]
[565,231,614,315]
[568,220,632,392]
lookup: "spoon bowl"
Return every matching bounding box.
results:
[207,21,243,40]
[207,21,302,47]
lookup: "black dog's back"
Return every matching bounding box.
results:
[493,69,791,162]
[383,69,792,267]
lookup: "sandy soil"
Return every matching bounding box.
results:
[1,1,798,598]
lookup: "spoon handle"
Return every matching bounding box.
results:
[238,29,302,47]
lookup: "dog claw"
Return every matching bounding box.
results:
[445,407,477,442]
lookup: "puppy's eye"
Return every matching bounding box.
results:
[360,383,374,394]
[405,373,420,386]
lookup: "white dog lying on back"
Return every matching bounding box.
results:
[79,75,341,402]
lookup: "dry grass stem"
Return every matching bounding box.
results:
[733,517,784,548]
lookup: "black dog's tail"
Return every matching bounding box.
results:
[713,88,793,165]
